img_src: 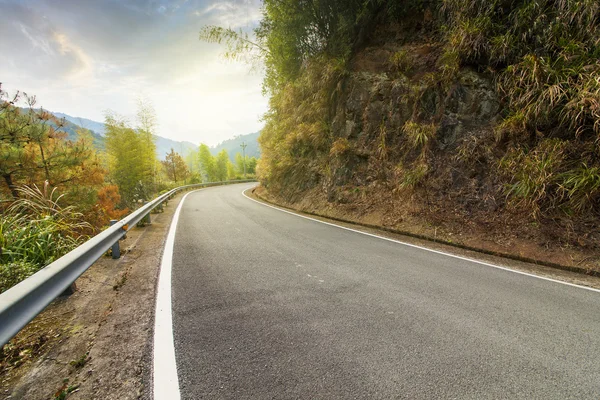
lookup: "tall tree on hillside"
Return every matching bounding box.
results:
[162,148,190,183]
[215,149,230,182]
[247,156,258,174]
[227,159,237,180]
[183,149,201,183]
[136,98,158,192]
[197,144,216,182]
[105,111,157,205]
[234,152,245,177]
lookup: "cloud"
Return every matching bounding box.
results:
[0,0,268,146]
[194,0,262,28]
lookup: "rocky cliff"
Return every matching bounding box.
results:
[259,22,599,271]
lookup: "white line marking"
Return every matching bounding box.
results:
[242,188,600,294]
[154,190,199,399]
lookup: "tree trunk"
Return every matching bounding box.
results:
[38,142,51,182]
[3,173,19,198]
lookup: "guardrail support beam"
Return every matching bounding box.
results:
[110,220,121,259]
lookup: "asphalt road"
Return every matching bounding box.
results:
[171,183,600,399]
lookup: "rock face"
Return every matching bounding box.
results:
[327,43,501,203]
[258,15,600,271]
[438,70,500,148]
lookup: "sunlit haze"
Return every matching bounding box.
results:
[0,0,267,146]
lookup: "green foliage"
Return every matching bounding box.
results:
[560,163,600,214]
[215,149,230,181]
[54,379,78,400]
[199,26,267,65]
[197,144,217,182]
[204,0,600,222]
[398,162,429,190]
[0,86,105,200]
[259,56,344,194]
[69,352,90,369]
[191,145,251,183]
[0,183,90,293]
[0,261,39,295]
[403,121,437,151]
[104,109,158,206]
[499,139,567,215]
[234,152,257,177]
[390,50,414,75]
[442,0,600,140]
[446,16,492,64]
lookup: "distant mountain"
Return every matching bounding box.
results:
[45,111,260,160]
[16,109,106,151]
[49,111,197,159]
[54,112,106,136]
[211,132,260,161]
[154,136,197,159]
[58,117,106,151]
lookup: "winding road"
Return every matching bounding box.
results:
[159,183,600,399]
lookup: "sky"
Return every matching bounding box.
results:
[0,0,267,146]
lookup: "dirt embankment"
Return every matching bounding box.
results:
[0,192,185,400]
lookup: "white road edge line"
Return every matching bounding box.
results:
[154,190,198,399]
[242,187,600,294]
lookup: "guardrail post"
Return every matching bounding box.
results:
[110,220,121,259]
[60,282,77,296]
[143,201,151,224]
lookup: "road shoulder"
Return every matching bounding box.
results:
[1,192,185,400]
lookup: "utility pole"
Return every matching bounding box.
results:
[240,141,247,179]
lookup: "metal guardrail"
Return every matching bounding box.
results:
[0,180,255,347]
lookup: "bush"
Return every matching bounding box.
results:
[0,183,90,293]
[0,262,39,293]
[499,139,567,216]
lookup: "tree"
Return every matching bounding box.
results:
[105,110,157,206]
[247,157,258,174]
[91,184,129,227]
[197,144,216,182]
[215,149,230,182]
[234,152,257,176]
[136,98,158,193]
[234,152,245,177]
[162,148,190,183]
[0,86,104,199]
[227,159,237,180]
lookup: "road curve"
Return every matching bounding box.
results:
[170,183,600,399]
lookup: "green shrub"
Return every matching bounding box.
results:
[560,164,600,214]
[499,139,568,216]
[0,261,39,293]
[0,183,90,293]
[403,120,437,151]
[390,50,414,75]
[398,162,429,190]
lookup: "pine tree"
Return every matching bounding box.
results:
[162,148,190,183]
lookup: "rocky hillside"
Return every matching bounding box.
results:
[247,0,600,269]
